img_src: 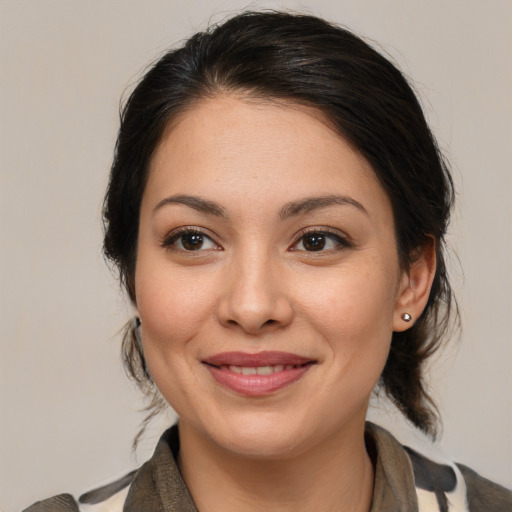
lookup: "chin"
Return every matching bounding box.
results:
[221,433,305,460]
[205,413,312,460]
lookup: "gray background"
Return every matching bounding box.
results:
[1,0,511,510]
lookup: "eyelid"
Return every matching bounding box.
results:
[160,225,351,252]
[161,226,222,250]
[289,227,352,251]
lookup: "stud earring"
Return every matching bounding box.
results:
[401,313,412,322]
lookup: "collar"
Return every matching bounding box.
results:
[123,422,419,512]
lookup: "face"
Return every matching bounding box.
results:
[135,96,410,459]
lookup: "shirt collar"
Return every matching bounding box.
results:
[124,422,418,512]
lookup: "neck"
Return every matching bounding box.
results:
[177,420,374,512]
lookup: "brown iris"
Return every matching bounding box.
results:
[302,233,326,251]
[181,232,205,250]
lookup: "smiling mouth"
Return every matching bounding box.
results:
[202,351,317,396]
[216,363,309,375]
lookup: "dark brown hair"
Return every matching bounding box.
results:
[103,11,457,439]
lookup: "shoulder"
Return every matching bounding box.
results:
[22,425,183,512]
[456,463,512,512]
[399,439,512,511]
[367,422,512,512]
[22,471,135,512]
[22,494,79,511]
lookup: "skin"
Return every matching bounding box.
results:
[135,95,435,512]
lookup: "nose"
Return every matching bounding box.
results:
[217,252,293,335]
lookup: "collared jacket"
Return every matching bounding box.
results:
[24,422,512,512]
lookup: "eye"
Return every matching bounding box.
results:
[164,229,218,251]
[291,230,350,252]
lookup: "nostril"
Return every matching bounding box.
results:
[225,317,277,331]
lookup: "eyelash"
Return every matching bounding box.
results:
[161,227,219,252]
[162,226,352,254]
[290,228,352,253]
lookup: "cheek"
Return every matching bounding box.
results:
[300,263,397,324]
[296,263,398,364]
[134,265,220,410]
[135,263,218,353]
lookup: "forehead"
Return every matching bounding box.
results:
[145,95,391,220]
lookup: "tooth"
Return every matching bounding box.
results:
[256,366,273,375]
[225,364,296,375]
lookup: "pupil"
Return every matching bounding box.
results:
[183,233,203,250]
[304,234,325,251]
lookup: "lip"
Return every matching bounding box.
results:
[203,351,314,367]
[203,351,316,396]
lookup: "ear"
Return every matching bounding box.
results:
[393,238,436,332]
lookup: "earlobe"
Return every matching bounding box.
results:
[393,239,436,332]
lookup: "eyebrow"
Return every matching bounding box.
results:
[279,195,368,219]
[152,193,367,219]
[153,194,227,217]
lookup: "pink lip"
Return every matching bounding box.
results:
[203,351,316,396]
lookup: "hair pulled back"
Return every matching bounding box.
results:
[103,11,456,438]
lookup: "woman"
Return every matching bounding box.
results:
[25,11,511,512]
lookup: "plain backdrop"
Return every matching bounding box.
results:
[1,0,511,510]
